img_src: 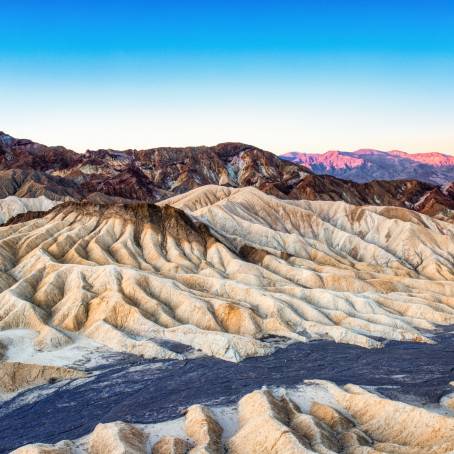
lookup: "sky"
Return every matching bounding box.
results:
[0,0,453,155]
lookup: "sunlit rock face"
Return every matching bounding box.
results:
[12,381,454,453]
[0,186,453,368]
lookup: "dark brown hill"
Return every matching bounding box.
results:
[1,131,452,220]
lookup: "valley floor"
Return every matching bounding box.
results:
[1,326,454,452]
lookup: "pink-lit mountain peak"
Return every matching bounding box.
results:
[347,148,454,166]
[387,150,454,166]
[281,149,454,185]
[284,148,454,166]
[283,150,361,165]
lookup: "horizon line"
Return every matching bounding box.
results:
[2,130,453,157]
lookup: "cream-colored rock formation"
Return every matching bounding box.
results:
[184,405,223,453]
[0,361,85,393]
[0,196,61,225]
[0,186,453,367]
[88,421,148,454]
[12,380,454,453]
[152,436,193,454]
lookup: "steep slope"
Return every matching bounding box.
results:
[0,195,61,225]
[0,187,453,370]
[1,131,453,220]
[281,149,454,185]
[13,380,454,453]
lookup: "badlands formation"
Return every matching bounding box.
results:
[12,380,454,453]
[0,186,454,366]
[1,185,454,452]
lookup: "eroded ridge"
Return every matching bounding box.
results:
[12,381,454,453]
[0,187,454,365]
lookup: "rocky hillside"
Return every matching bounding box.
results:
[1,131,453,221]
[0,132,308,201]
[281,148,454,185]
[1,186,453,364]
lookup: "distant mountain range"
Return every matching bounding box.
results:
[1,131,453,221]
[281,149,454,186]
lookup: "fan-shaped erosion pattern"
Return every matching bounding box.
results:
[1,186,454,365]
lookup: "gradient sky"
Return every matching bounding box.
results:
[1,0,453,154]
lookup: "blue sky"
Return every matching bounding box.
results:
[0,0,453,154]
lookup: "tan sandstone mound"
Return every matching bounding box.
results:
[184,404,223,453]
[0,361,86,393]
[12,380,454,453]
[228,389,313,453]
[0,186,453,368]
[152,436,193,454]
[88,421,147,454]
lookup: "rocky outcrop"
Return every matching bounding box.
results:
[88,422,147,454]
[229,389,311,453]
[185,405,223,453]
[152,436,193,454]
[0,132,308,203]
